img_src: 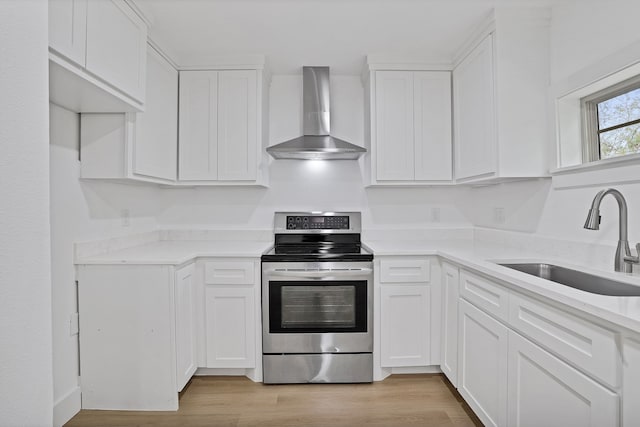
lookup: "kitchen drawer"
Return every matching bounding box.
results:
[204,261,255,285]
[509,292,619,388]
[459,270,509,321]
[379,258,430,283]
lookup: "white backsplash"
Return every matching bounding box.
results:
[74,230,161,261]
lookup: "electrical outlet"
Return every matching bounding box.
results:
[121,209,130,227]
[70,313,79,336]
[431,207,441,223]
[493,207,506,224]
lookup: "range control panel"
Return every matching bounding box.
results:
[286,215,350,230]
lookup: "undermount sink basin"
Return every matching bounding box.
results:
[498,263,640,297]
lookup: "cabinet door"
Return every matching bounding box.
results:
[380,285,430,367]
[414,72,452,181]
[133,47,178,181]
[49,0,87,66]
[85,0,147,102]
[454,34,496,180]
[441,262,459,386]
[217,70,258,181]
[205,286,255,368]
[175,264,197,392]
[458,299,508,427]
[508,331,618,427]
[179,71,219,181]
[375,71,414,181]
[623,337,640,427]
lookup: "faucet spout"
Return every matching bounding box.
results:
[584,188,633,272]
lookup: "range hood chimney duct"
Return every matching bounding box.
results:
[266,66,366,160]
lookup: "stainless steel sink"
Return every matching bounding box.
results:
[498,263,640,296]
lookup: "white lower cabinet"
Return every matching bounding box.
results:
[623,337,640,426]
[175,264,197,392]
[440,261,459,386]
[77,263,196,410]
[454,266,622,427]
[202,260,257,369]
[205,285,256,368]
[508,331,618,427]
[380,285,431,367]
[458,299,508,427]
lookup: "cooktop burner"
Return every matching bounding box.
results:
[261,212,373,263]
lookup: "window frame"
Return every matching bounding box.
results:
[581,74,640,163]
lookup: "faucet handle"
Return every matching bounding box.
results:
[625,243,640,264]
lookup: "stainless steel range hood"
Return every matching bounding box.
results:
[267,66,366,160]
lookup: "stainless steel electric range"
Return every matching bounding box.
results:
[261,212,374,384]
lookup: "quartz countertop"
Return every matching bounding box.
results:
[368,239,640,333]
[76,236,640,332]
[75,240,273,265]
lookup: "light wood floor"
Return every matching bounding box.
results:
[65,374,483,427]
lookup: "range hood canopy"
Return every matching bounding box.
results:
[267,66,366,160]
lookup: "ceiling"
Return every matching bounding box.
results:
[133,0,562,75]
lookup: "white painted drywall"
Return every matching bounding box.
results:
[0,1,53,425]
[49,103,158,424]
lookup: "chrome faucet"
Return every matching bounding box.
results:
[584,188,639,273]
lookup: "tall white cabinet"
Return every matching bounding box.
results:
[179,68,267,185]
[453,9,551,183]
[364,60,452,186]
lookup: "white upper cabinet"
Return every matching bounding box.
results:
[218,71,258,181]
[80,45,178,184]
[48,0,87,66]
[132,48,178,181]
[365,61,452,186]
[179,71,220,180]
[414,72,453,181]
[453,9,550,183]
[374,71,415,181]
[454,35,496,181]
[85,0,147,103]
[49,0,148,112]
[179,68,266,185]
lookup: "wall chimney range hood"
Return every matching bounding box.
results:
[267,66,366,160]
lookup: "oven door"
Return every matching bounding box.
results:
[262,261,373,354]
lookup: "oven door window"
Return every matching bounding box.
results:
[269,281,367,333]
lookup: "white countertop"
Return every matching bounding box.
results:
[368,239,640,333]
[76,240,272,265]
[76,237,640,332]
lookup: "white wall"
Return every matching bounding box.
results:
[0,1,53,425]
[49,104,157,424]
[154,75,471,230]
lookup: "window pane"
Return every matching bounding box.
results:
[597,87,640,130]
[599,123,640,159]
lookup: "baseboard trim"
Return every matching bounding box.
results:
[53,386,81,427]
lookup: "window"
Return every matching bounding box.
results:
[582,76,640,162]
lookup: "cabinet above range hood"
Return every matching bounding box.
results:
[267,66,366,160]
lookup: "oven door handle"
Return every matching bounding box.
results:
[264,268,373,280]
